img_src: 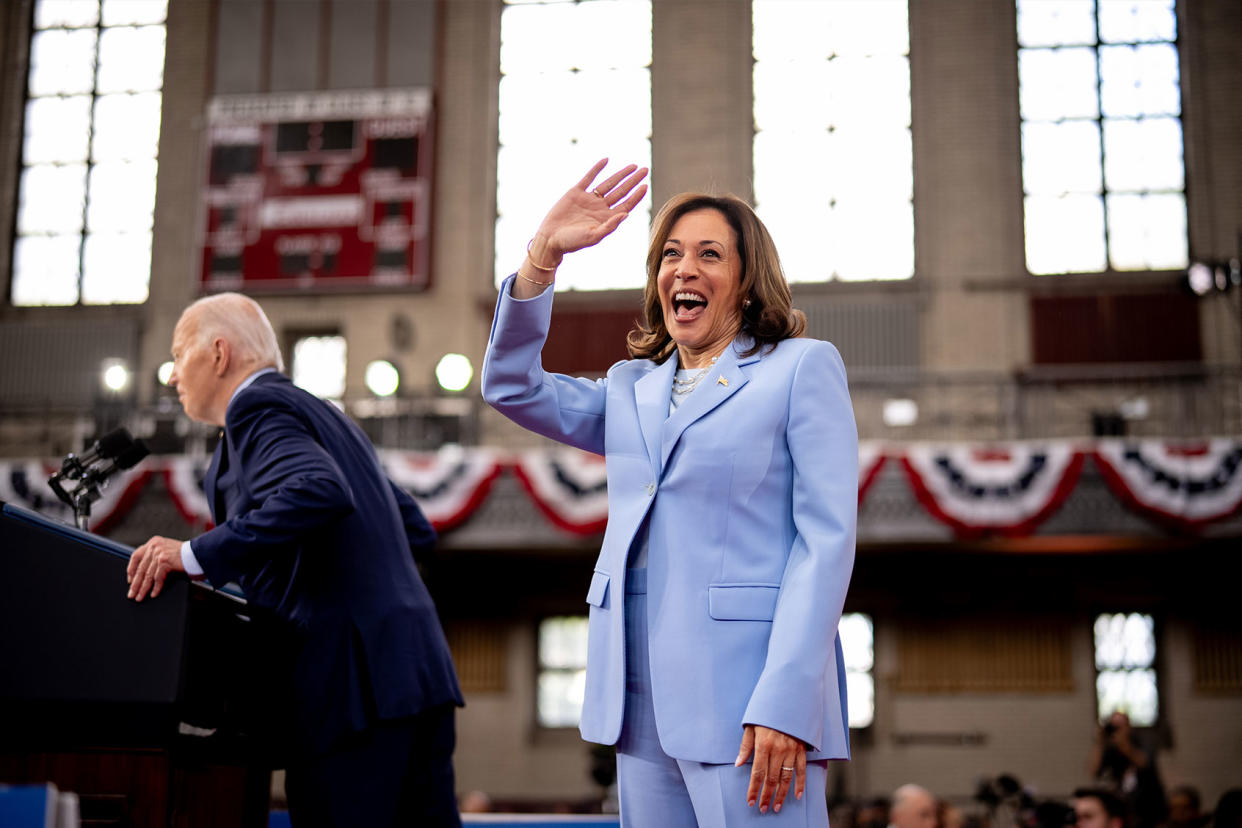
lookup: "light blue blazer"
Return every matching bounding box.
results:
[482,275,858,765]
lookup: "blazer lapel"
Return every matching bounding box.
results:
[202,435,227,525]
[659,336,761,472]
[202,371,283,523]
[635,355,678,478]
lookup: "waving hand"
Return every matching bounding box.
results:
[516,159,648,297]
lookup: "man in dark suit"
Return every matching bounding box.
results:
[127,292,463,827]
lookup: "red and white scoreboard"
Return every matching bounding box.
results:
[200,89,433,293]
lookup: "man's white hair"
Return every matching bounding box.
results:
[893,784,935,812]
[184,292,284,372]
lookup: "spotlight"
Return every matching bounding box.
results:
[1187,262,1213,296]
[101,359,131,393]
[883,398,918,428]
[1187,258,1242,295]
[435,354,473,393]
[157,361,174,386]
[365,359,401,397]
[1119,397,1149,421]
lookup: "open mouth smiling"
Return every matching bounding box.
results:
[672,290,708,322]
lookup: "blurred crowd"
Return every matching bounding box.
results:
[454,711,1240,821]
[829,714,1239,828]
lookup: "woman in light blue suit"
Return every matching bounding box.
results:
[483,161,857,826]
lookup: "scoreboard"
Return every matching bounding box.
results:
[200,89,432,293]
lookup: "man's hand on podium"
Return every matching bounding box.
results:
[127,535,187,602]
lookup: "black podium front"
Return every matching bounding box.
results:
[0,501,272,827]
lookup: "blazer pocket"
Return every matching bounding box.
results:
[708,583,780,621]
[586,570,610,609]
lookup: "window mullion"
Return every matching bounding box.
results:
[1095,13,1111,272]
[79,12,103,306]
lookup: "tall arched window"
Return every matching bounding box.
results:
[752,0,913,282]
[1018,0,1186,275]
[496,0,652,292]
[12,0,166,305]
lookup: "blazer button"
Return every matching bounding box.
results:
[645,482,656,496]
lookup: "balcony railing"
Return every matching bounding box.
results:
[1,365,1239,459]
[848,363,1242,441]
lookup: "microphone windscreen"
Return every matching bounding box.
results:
[95,428,135,459]
[114,439,150,470]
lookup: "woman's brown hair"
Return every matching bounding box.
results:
[626,193,806,362]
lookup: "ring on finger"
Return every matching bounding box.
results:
[593,190,606,199]
[780,766,795,773]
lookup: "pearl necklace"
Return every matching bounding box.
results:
[672,356,718,396]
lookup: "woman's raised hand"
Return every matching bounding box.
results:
[529,159,649,267]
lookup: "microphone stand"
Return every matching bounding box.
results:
[72,490,93,532]
[69,466,112,532]
[48,435,150,532]
[49,458,104,531]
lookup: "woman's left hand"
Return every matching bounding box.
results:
[735,724,807,814]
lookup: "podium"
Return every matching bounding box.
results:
[0,501,273,827]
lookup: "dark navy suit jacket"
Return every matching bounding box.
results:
[191,372,462,755]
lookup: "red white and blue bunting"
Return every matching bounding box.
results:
[3,440,1242,541]
[0,459,153,534]
[163,456,215,531]
[512,448,609,536]
[379,447,503,531]
[1093,439,1242,532]
[900,442,1086,538]
[858,442,887,504]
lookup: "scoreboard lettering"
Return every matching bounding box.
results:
[200,89,432,292]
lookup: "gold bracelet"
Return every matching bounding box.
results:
[526,239,559,272]
[517,269,554,287]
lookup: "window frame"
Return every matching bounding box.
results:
[751,0,915,284]
[534,613,590,730]
[10,0,167,308]
[1016,0,1188,278]
[1092,610,1162,728]
[494,0,653,294]
[840,610,876,732]
[288,330,347,403]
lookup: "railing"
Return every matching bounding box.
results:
[1,365,1238,459]
[848,364,1242,441]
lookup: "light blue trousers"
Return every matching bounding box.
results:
[616,569,830,828]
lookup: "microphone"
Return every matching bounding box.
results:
[57,428,137,481]
[48,431,149,529]
[103,440,151,475]
[89,427,134,461]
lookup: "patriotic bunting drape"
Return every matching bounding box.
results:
[512,448,609,536]
[3,440,1241,540]
[163,456,214,531]
[0,459,153,534]
[378,447,504,531]
[900,442,1086,538]
[858,443,887,504]
[1093,439,1242,532]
